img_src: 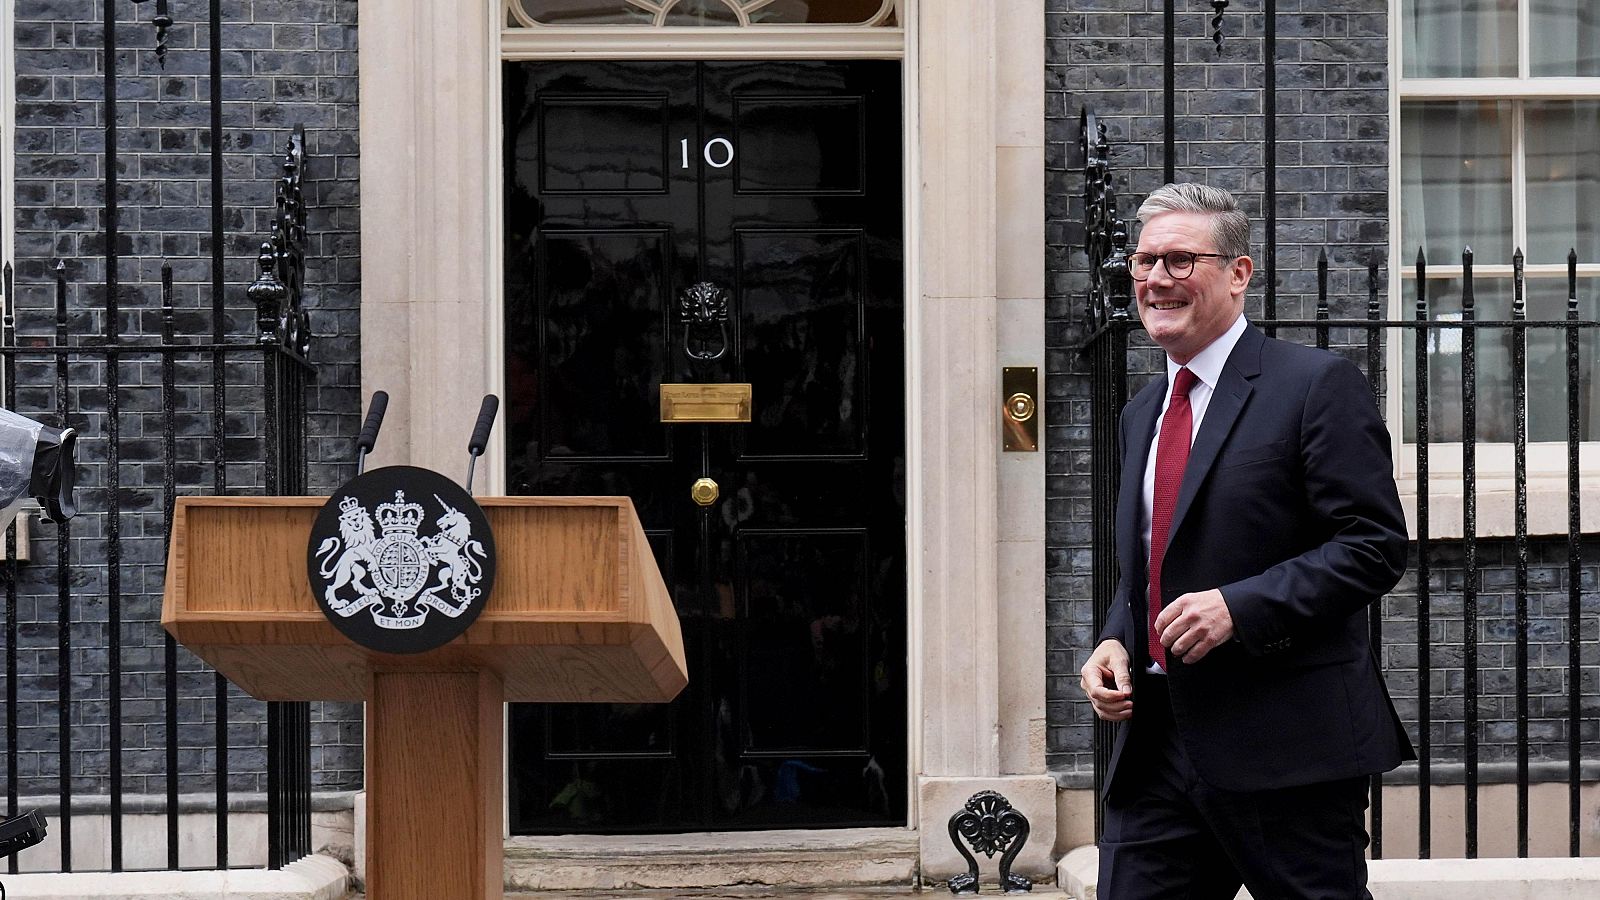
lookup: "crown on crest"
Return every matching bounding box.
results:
[376,490,424,535]
[338,495,361,514]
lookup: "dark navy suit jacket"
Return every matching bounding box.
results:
[1101,322,1415,796]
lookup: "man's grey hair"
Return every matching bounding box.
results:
[1136,183,1251,260]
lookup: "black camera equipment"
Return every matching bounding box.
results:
[31,424,77,522]
[0,408,78,526]
[0,810,46,858]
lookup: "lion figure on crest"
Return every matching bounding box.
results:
[315,496,379,610]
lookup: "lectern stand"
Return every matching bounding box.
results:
[162,496,687,900]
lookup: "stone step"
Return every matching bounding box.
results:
[507,891,924,899]
[503,827,921,893]
[505,883,1068,890]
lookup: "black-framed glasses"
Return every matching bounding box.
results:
[1128,250,1233,281]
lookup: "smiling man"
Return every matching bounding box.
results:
[1079,183,1414,898]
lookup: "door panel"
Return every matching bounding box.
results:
[732,97,866,194]
[545,702,677,756]
[536,229,673,459]
[504,59,903,833]
[538,96,673,194]
[738,528,872,754]
[737,229,867,457]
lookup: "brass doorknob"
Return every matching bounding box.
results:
[1005,392,1036,422]
[691,477,719,507]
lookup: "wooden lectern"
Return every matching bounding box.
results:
[162,496,687,900]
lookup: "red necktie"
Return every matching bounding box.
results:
[1148,367,1198,669]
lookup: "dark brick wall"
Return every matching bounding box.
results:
[3,0,362,801]
[1044,0,1600,783]
[1385,540,1600,768]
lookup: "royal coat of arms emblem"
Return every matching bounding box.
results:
[307,466,496,654]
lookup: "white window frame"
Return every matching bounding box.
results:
[501,0,905,59]
[1387,0,1600,538]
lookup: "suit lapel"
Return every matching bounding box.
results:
[1167,324,1264,542]
[1117,382,1163,587]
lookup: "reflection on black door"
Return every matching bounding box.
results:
[503,61,904,832]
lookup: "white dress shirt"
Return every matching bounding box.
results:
[1139,313,1248,672]
[1140,312,1249,560]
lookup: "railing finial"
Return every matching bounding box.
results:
[54,260,68,339]
[160,263,175,344]
[1081,107,1133,328]
[245,125,310,355]
[1316,249,1329,318]
[1210,1,1230,55]
[1512,248,1526,318]
[2,261,13,339]
[128,0,172,67]
[1569,249,1579,316]
[1368,259,1381,320]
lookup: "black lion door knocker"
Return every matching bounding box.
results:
[678,281,730,362]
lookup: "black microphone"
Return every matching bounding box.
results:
[465,394,498,493]
[355,391,388,475]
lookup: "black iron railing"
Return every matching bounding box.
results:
[1080,107,1129,841]
[1,0,318,872]
[0,124,314,874]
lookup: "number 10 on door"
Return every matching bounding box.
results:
[682,138,734,170]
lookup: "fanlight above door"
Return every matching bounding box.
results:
[508,0,899,27]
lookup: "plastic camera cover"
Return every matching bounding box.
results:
[0,408,41,522]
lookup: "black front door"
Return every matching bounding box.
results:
[502,60,905,833]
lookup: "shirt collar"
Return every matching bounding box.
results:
[1166,312,1248,393]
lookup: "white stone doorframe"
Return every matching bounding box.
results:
[357,0,1051,882]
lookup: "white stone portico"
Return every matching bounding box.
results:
[357,0,1054,887]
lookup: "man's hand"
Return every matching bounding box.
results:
[1080,639,1134,721]
[1155,588,1235,664]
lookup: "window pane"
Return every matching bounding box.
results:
[661,0,739,26]
[748,0,895,25]
[1402,277,1600,444]
[1531,0,1600,76]
[1400,102,1514,267]
[1402,0,1517,77]
[1400,277,1515,443]
[514,0,894,25]
[515,1,654,25]
[1527,278,1600,442]
[1525,101,1600,265]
